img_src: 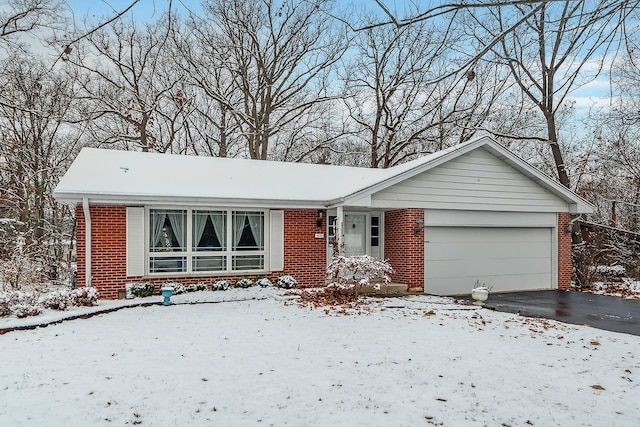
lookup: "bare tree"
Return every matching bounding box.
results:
[478,1,636,187]
[0,0,64,42]
[191,0,349,160]
[342,9,508,168]
[0,53,80,274]
[67,14,189,152]
[465,0,637,245]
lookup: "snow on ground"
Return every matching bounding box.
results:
[0,291,639,426]
[584,279,640,300]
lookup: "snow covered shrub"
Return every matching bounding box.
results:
[165,282,186,294]
[192,282,208,292]
[234,278,254,288]
[0,293,10,317]
[9,291,41,318]
[326,255,394,293]
[71,286,98,306]
[127,282,155,298]
[211,280,231,291]
[170,282,209,294]
[256,278,273,288]
[0,248,44,291]
[276,275,297,289]
[594,265,626,278]
[38,288,73,310]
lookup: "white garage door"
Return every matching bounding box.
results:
[424,227,553,295]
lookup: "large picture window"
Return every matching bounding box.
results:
[148,208,266,274]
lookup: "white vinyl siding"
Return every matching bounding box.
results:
[371,148,568,212]
[126,207,145,276]
[269,210,284,271]
[424,227,554,295]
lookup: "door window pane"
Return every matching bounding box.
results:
[371,215,380,247]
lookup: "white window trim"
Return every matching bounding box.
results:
[145,207,270,276]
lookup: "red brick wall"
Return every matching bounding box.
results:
[558,212,572,290]
[283,209,327,287]
[75,205,327,299]
[384,209,424,291]
[75,205,86,288]
[76,204,129,299]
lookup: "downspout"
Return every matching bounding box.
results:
[82,197,91,287]
[336,205,344,256]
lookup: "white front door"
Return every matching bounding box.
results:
[343,214,367,256]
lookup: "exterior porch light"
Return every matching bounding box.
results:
[316,209,324,228]
[414,218,424,235]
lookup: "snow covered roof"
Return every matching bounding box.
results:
[53,136,593,212]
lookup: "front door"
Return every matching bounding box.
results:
[327,212,382,263]
[343,214,367,256]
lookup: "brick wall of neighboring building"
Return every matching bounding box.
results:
[558,212,573,290]
[74,205,327,299]
[384,209,424,292]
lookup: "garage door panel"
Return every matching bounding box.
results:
[427,241,550,260]
[426,273,552,294]
[425,227,553,295]
[427,258,551,278]
[426,227,549,243]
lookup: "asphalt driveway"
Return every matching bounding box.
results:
[467,290,640,336]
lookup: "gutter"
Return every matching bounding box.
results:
[82,197,91,287]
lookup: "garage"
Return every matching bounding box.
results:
[424,210,558,296]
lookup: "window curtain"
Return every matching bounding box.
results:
[247,213,264,249]
[167,211,186,250]
[193,212,208,249]
[211,212,225,249]
[150,211,166,250]
[233,212,246,248]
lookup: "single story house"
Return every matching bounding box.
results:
[53,136,593,299]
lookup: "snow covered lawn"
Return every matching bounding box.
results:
[1,292,638,426]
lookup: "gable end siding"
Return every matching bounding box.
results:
[371,148,569,212]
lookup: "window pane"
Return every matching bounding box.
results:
[232,211,264,251]
[149,256,186,273]
[193,256,226,272]
[150,209,186,252]
[371,237,379,247]
[232,255,264,270]
[371,216,379,226]
[193,210,226,251]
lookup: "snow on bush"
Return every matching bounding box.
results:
[234,278,254,289]
[9,291,41,318]
[166,282,209,295]
[0,293,11,316]
[0,250,44,291]
[326,255,394,291]
[256,278,273,288]
[126,282,155,298]
[0,286,99,318]
[38,288,73,310]
[276,275,297,289]
[593,265,626,277]
[191,283,208,292]
[72,286,98,306]
[211,280,231,291]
